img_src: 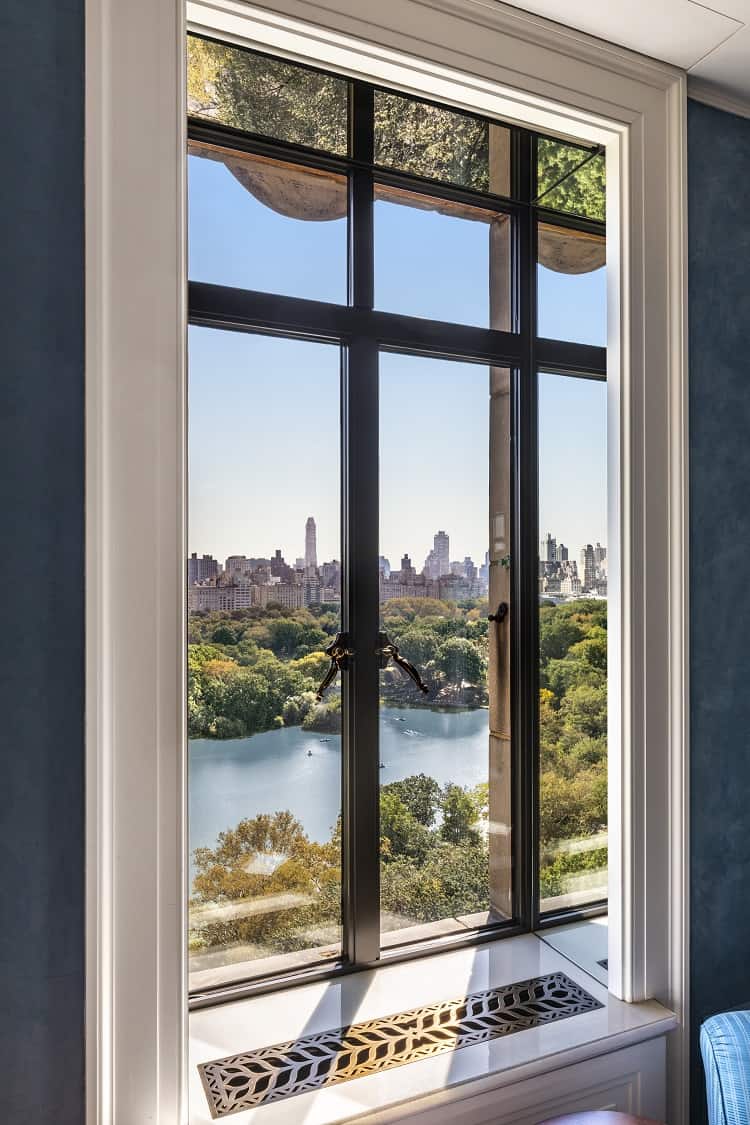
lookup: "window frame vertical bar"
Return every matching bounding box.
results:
[342,80,380,966]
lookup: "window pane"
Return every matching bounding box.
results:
[538,372,607,913]
[188,328,342,990]
[537,137,605,221]
[379,353,512,948]
[189,143,347,303]
[375,185,512,329]
[374,91,510,195]
[537,223,606,347]
[187,34,348,154]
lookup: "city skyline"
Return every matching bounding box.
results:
[188,162,607,568]
[189,518,607,578]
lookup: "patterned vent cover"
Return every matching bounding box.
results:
[199,970,602,1118]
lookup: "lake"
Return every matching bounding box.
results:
[189,706,488,877]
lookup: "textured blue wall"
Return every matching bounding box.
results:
[689,98,750,1123]
[0,2,85,1123]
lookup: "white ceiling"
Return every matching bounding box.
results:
[499,0,750,106]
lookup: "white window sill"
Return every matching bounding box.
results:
[189,931,676,1125]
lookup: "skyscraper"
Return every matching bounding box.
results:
[305,516,318,570]
[540,532,557,562]
[434,530,450,576]
[579,544,596,591]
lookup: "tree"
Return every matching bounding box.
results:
[382,775,441,827]
[436,636,483,684]
[440,784,480,845]
[379,792,432,863]
[394,627,439,667]
[537,138,605,221]
[187,36,347,153]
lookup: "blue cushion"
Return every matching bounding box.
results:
[702,1011,750,1125]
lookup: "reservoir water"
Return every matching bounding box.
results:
[189,705,487,879]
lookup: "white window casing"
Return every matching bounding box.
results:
[85,0,688,1122]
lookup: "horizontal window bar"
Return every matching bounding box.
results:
[189,915,526,1009]
[536,337,607,378]
[187,121,603,235]
[188,281,525,366]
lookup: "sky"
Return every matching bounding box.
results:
[188,153,607,567]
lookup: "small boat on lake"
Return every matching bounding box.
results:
[319,737,331,743]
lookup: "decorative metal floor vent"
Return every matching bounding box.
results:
[199,970,602,1118]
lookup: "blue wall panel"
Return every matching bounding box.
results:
[689,98,750,1123]
[0,1,85,1122]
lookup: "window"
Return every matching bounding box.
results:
[186,34,607,1000]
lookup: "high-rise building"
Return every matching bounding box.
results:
[400,554,416,582]
[423,549,439,580]
[594,542,607,566]
[540,532,557,562]
[378,555,391,578]
[434,530,450,576]
[556,542,569,562]
[305,516,317,570]
[187,552,219,585]
[579,544,596,591]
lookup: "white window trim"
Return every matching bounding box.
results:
[85,1,688,1122]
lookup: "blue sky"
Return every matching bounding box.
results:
[188,153,606,566]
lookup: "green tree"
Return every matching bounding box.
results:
[382,774,441,826]
[436,636,483,683]
[379,792,432,863]
[440,784,480,845]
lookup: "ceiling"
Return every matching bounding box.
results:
[499,0,750,107]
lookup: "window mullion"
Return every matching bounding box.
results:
[511,132,538,932]
[342,81,380,966]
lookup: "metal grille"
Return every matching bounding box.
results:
[199,971,602,1117]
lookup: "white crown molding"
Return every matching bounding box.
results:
[418,0,684,89]
[688,75,750,120]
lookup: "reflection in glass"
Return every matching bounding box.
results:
[187,327,342,990]
[538,371,607,913]
[378,353,512,948]
[537,223,606,347]
[375,185,512,329]
[374,90,511,195]
[187,34,348,154]
[188,143,347,303]
[537,137,605,221]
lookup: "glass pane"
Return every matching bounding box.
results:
[538,371,607,913]
[537,137,605,221]
[537,223,606,347]
[188,327,342,990]
[374,90,511,195]
[379,353,512,948]
[189,143,347,303]
[187,34,348,155]
[375,185,512,329]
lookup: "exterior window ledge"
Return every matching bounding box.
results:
[189,931,676,1124]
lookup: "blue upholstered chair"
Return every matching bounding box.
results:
[701,1011,750,1125]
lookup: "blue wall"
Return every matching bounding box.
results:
[689,98,750,1122]
[0,2,85,1123]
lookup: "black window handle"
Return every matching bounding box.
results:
[315,632,354,700]
[377,631,429,694]
[488,601,509,623]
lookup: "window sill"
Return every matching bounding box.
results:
[189,930,676,1124]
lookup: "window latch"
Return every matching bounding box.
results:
[488,601,509,623]
[315,632,354,700]
[377,631,429,694]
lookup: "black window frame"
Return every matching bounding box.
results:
[187,35,608,1009]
